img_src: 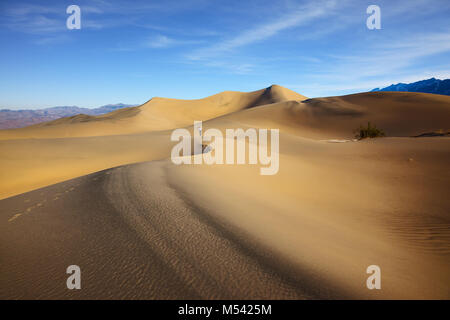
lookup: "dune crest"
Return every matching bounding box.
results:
[0,85,307,140]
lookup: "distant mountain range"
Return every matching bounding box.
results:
[0,103,136,129]
[372,78,450,96]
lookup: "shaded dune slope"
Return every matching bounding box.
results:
[206,91,450,139]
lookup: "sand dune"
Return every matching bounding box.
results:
[0,85,449,299]
[0,85,307,140]
[1,87,448,199]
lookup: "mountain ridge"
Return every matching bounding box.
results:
[0,103,136,129]
[372,78,450,96]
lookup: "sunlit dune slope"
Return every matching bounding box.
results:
[168,136,450,299]
[0,85,307,140]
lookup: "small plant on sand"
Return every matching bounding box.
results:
[354,122,385,140]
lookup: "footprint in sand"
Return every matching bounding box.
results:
[8,213,22,222]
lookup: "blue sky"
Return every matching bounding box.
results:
[1,0,449,109]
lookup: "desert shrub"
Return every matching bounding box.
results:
[355,122,385,140]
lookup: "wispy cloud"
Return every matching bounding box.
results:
[203,61,256,75]
[187,0,339,60]
[1,4,65,34]
[111,34,203,52]
[290,31,450,96]
[145,35,177,48]
[145,34,204,49]
[33,35,71,45]
[327,32,450,79]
